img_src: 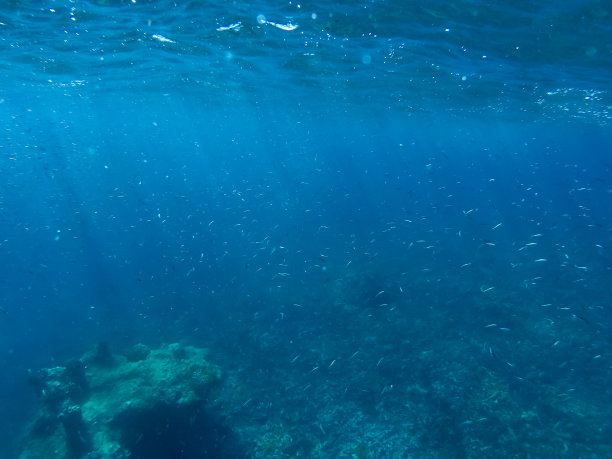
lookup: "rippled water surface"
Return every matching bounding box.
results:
[2,0,611,118]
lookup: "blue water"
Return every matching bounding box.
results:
[1,1,611,457]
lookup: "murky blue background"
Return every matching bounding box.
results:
[1,1,611,456]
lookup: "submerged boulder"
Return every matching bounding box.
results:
[19,343,241,458]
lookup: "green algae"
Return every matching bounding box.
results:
[20,343,223,458]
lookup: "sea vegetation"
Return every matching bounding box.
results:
[19,342,243,458]
[17,259,612,457]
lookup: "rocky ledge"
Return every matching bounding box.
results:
[20,342,243,458]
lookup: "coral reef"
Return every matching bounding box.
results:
[19,343,243,458]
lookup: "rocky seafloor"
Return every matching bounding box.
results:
[17,266,612,458]
[19,342,242,458]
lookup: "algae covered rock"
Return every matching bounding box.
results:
[123,343,150,362]
[27,359,89,410]
[19,342,241,458]
[83,342,221,415]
